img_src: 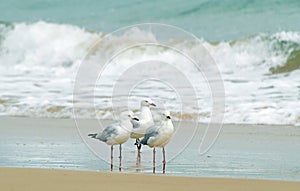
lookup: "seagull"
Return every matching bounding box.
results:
[140,110,174,174]
[130,98,156,165]
[88,111,139,172]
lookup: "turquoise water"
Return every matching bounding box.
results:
[1,0,300,41]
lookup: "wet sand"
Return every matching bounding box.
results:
[0,117,299,181]
[1,167,300,191]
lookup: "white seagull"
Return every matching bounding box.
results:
[130,98,156,163]
[140,110,174,174]
[88,111,139,172]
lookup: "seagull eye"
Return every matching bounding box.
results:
[145,100,148,103]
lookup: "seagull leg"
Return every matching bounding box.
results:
[135,139,141,169]
[138,147,141,165]
[162,147,166,174]
[110,145,113,171]
[119,144,122,172]
[153,147,156,174]
[137,140,142,166]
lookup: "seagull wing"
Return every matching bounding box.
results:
[140,125,159,145]
[97,124,118,142]
[132,120,140,129]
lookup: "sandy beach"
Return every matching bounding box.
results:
[1,167,300,191]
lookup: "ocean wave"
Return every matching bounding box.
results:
[0,21,101,72]
[0,21,299,125]
[1,21,299,74]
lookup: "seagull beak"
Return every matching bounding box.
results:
[166,116,171,119]
[150,103,156,107]
[133,117,139,121]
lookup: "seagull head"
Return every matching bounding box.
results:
[162,110,171,120]
[141,98,156,107]
[127,111,139,121]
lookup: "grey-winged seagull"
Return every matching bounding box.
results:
[140,110,174,174]
[88,111,139,171]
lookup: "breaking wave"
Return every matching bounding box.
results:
[0,21,299,125]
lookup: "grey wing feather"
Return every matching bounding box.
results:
[97,124,118,142]
[132,120,140,129]
[140,125,159,145]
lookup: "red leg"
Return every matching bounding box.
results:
[153,147,156,174]
[111,145,113,171]
[119,144,122,172]
[136,147,141,172]
[138,145,141,165]
[162,147,166,174]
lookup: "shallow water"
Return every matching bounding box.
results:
[1,117,299,181]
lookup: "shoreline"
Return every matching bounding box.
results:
[1,115,298,127]
[1,167,300,191]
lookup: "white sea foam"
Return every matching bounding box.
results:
[0,21,299,125]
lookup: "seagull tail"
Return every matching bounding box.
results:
[134,139,141,145]
[88,133,98,139]
[140,137,148,145]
